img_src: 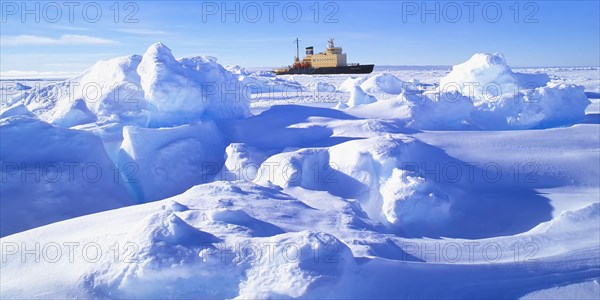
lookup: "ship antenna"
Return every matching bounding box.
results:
[293,38,300,61]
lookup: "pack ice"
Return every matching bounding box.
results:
[1,45,598,299]
[340,53,590,130]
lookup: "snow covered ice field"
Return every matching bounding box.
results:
[1,43,599,299]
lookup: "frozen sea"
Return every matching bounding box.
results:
[1,47,599,299]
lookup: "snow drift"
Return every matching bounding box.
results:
[5,42,250,127]
[0,45,598,299]
[360,73,414,94]
[347,85,377,107]
[0,43,255,232]
[440,53,589,129]
[0,182,357,299]
[0,116,133,236]
[119,121,226,202]
[1,181,597,298]
[220,143,267,181]
[307,81,337,93]
[440,53,551,99]
[338,76,368,92]
[346,53,589,130]
[253,136,454,228]
[237,73,304,95]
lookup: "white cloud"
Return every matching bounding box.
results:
[1,34,118,46]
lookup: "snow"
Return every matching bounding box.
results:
[0,43,252,231]
[440,53,541,98]
[238,73,304,95]
[346,85,377,107]
[398,91,474,129]
[307,81,337,93]
[334,100,349,109]
[220,143,266,181]
[0,116,133,236]
[225,65,251,76]
[380,168,451,227]
[0,103,36,119]
[0,82,31,91]
[51,99,97,127]
[521,280,600,299]
[1,181,597,298]
[360,73,413,94]
[1,45,599,299]
[437,53,589,129]
[119,121,226,202]
[4,42,249,127]
[138,43,207,124]
[338,76,368,92]
[140,43,250,125]
[342,53,590,130]
[238,231,356,299]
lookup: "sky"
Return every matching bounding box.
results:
[1,1,599,77]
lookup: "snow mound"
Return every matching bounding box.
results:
[177,55,250,120]
[307,81,337,93]
[380,168,451,226]
[339,76,368,92]
[0,116,132,236]
[87,209,233,298]
[472,82,589,129]
[441,53,518,98]
[360,73,414,94]
[225,65,250,76]
[0,181,360,298]
[521,280,600,300]
[119,121,226,202]
[141,43,250,125]
[347,85,377,107]
[252,70,276,77]
[6,42,250,127]
[2,43,256,211]
[238,74,304,94]
[254,136,452,227]
[0,103,36,119]
[70,54,146,122]
[221,143,267,181]
[137,209,220,246]
[138,43,207,123]
[239,231,356,299]
[4,55,147,125]
[439,53,589,129]
[0,173,598,298]
[401,91,474,129]
[346,53,588,130]
[0,82,31,90]
[335,100,349,109]
[51,99,97,127]
[440,53,550,100]
[530,202,599,235]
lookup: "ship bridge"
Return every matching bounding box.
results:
[303,38,347,68]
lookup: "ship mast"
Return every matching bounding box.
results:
[293,38,300,62]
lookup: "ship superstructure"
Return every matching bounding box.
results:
[274,38,374,75]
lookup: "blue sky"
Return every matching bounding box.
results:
[1,1,599,77]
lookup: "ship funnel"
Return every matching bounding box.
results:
[305,46,314,55]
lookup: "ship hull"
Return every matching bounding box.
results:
[275,64,374,75]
